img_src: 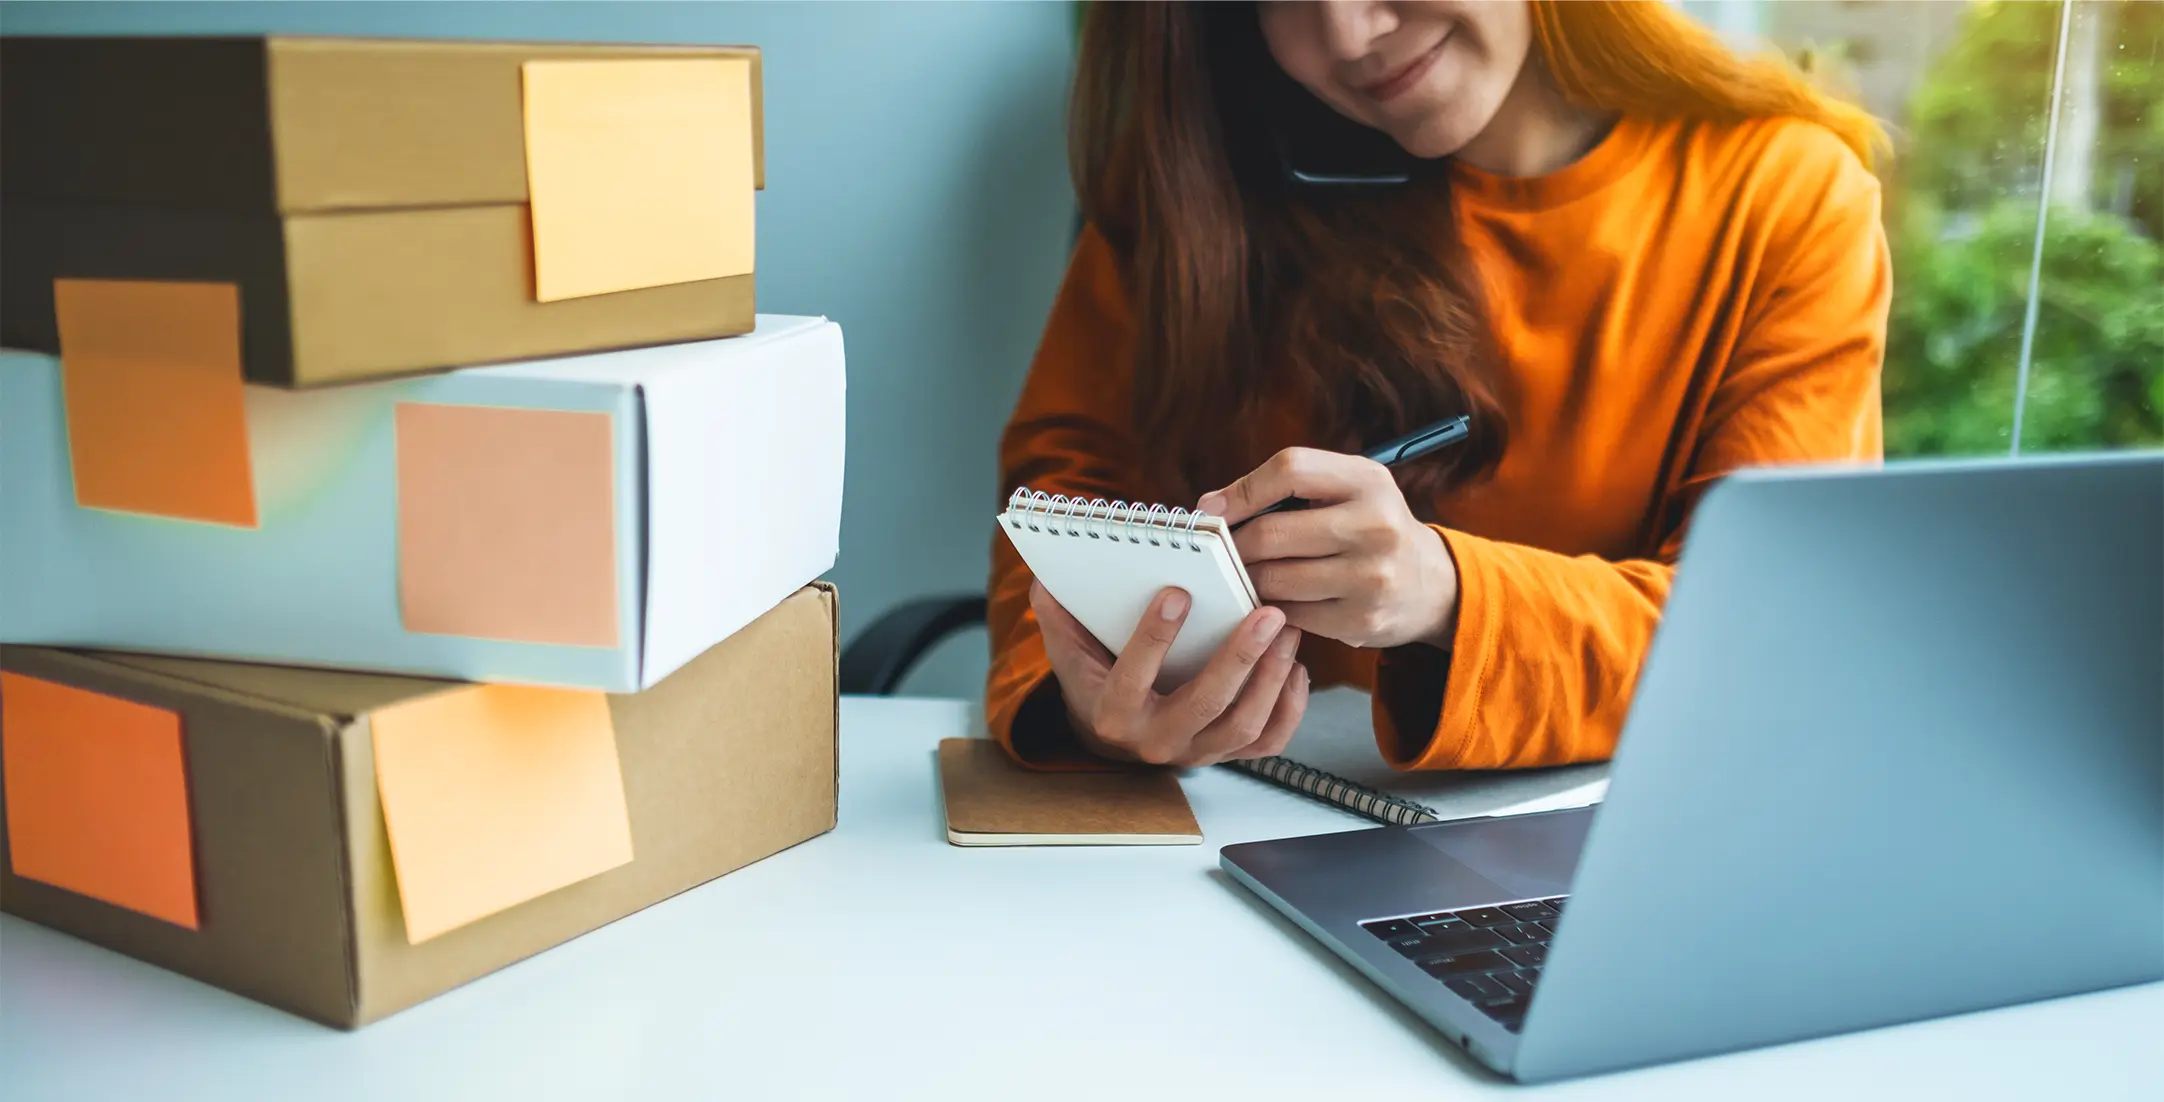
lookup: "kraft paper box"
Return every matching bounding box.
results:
[0,584,838,1028]
[1,35,768,386]
[0,315,845,691]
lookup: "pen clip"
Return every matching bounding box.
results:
[1366,415,1472,466]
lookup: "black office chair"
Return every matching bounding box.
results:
[838,595,989,696]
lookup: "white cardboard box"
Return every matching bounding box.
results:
[0,315,845,691]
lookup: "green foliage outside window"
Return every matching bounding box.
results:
[1886,0,2163,455]
[1886,200,2164,455]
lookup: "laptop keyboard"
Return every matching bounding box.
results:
[1359,897,1565,1033]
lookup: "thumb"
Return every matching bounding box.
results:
[1200,449,1308,524]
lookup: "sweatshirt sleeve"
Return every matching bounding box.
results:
[984,226,1145,767]
[1373,136,1891,770]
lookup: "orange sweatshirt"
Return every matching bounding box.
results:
[989,114,1889,771]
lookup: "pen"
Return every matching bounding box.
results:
[1228,414,1473,531]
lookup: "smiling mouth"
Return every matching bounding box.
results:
[1360,34,1449,103]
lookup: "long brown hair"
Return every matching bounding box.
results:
[1070,1,1885,506]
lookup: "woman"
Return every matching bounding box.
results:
[989,1,1889,770]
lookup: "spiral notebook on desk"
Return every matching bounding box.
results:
[1224,687,1610,826]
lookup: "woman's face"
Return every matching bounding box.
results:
[1258,0,1535,159]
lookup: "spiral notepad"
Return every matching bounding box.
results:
[1221,687,1612,828]
[1221,755,1446,825]
[1000,489,1259,686]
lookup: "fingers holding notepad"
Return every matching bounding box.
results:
[1029,579,1308,768]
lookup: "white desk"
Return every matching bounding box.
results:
[3,698,2158,1100]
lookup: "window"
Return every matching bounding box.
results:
[1690,0,2163,457]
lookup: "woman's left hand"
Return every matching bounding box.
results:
[1199,447,1459,651]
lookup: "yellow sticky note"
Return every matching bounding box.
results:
[370,685,633,944]
[522,58,755,302]
[54,279,258,527]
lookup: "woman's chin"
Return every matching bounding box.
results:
[1388,124,1474,162]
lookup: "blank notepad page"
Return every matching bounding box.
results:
[1000,492,1259,687]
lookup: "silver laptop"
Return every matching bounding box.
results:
[1221,453,2164,1083]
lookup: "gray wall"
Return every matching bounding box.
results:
[0,0,1074,697]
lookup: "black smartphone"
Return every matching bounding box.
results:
[1266,75,1423,187]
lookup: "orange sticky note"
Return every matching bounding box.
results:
[53,279,257,527]
[395,403,619,647]
[370,685,633,943]
[1,672,199,929]
[522,57,755,301]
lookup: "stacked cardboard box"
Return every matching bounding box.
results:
[0,35,846,1027]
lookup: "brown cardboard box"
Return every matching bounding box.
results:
[0,35,768,386]
[0,584,837,1028]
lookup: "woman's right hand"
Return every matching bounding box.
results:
[1028,580,1309,767]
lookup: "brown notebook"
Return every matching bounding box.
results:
[937,738,1202,846]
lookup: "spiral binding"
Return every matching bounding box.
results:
[1003,488,1207,552]
[1220,756,1441,827]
